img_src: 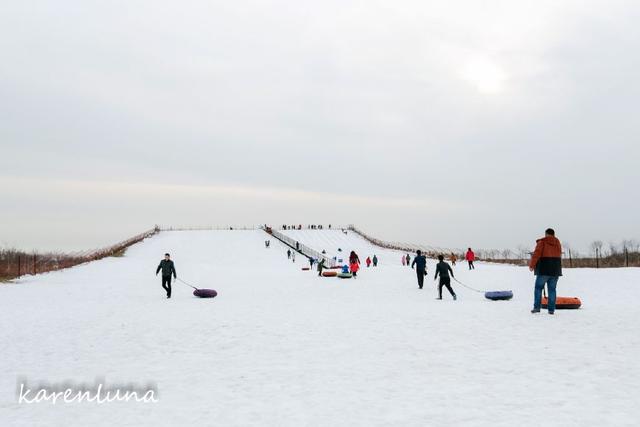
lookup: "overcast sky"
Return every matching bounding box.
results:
[1,0,639,253]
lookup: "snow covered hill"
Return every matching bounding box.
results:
[1,229,639,426]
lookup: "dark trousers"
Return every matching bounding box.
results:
[468,261,474,270]
[162,275,172,297]
[438,277,456,298]
[416,269,426,288]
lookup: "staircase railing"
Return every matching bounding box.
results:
[263,227,337,267]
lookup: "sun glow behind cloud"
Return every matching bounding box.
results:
[460,55,508,94]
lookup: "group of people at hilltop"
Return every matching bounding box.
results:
[281,224,332,230]
[156,228,563,315]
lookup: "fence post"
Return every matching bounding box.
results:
[18,256,21,277]
[568,248,573,268]
[33,254,37,275]
[625,247,629,268]
[595,248,599,269]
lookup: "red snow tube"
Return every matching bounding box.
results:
[542,296,581,309]
[322,271,338,277]
[193,289,218,298]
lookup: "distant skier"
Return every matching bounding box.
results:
[372,255,378,267]
[292,252,296,262]
[365,256,372,268]
[411,250,428,289]
[529,228,563,315]
[155,253,177,299]
[450,252,457,266]
[317,258,325,276]
[402,256,406,266]
[465,248,475,270]
[434,255,457,300]
[309,257,315,269]
[287,249,292,259]
[405,254,411,267]
[265,240,270,248]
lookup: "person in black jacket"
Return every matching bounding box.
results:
[411,250,428,289]
[156,253,177,298]
[434,255,457,300]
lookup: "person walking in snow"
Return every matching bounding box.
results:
[450,252,457,266]
[309,257,315,269]
[411,250,428,289]
[402,255,406,266]
[406,254,411,267]
[349,251,361,278]
[366,256,372,268]
[529,228,563,315]
[317,258,325,276]
[465,248,475,270]
[350,260,360,278]
[156,253,177,299]
[372,255,378,267]
[434,255,457,300]
[292,252,296,262]
[287,249,292,259]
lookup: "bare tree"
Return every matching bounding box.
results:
[590,240,604,257]
[516,245,530,260]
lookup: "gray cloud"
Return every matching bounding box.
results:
[1,0,638,252]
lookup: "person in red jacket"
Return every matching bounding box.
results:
[529,228,563,315]
[365,256,372,268]
[349,251,361,278]
[465,248,475,270]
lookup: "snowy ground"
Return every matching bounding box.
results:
[1,230,639,426]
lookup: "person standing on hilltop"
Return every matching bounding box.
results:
[434,255,457,300]
[366,256,372,268]
[411,250,428,289]
[156,253,177,299]
[529,228,563,315]
[465,248,475,270]
[372,255,378,267]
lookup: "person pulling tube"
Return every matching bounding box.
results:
[434,254,457,300]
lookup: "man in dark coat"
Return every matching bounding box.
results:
[411,250,428,289]
[434,255,457,300]
[529,228,563,314]
[156,253,177,298]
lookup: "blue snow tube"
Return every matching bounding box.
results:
[484,290,513,301]
[193,289,218,298]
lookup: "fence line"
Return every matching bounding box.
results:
[1,226,160,281]
[347,225,463,258]
[159,225,260,231]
